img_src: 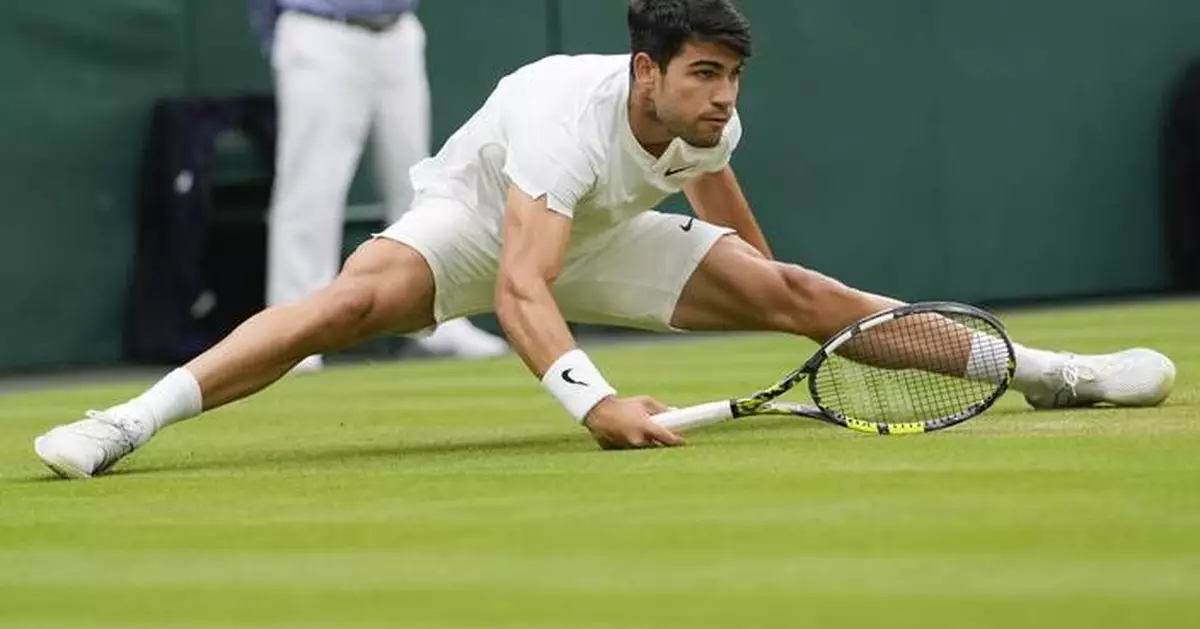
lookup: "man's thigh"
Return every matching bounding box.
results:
[334,236,437,335]
[667,234,780,332]
[553,211,733,331]
[669,233,880,338]
[373,195,501,326]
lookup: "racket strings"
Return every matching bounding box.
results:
[814,312,1009,425]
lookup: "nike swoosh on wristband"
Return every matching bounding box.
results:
[561,369,588,386]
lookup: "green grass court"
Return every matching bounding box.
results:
[1,300,1198,628]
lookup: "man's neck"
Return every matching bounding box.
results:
[627,89,672,158]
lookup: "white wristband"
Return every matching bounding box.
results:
[541,349,617,423]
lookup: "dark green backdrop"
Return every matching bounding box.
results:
[3,1,1198,370]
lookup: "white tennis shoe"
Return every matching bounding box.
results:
[1023,348,1176,409]
[34,410,152,479]
[415,318,507,359]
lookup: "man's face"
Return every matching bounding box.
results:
[638,40,743,148]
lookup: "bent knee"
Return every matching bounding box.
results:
[317,279,378,331]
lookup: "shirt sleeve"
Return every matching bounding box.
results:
[502,111,598,217]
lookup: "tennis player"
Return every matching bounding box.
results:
[34,0,1175,478]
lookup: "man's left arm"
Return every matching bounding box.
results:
[683,166,773,259]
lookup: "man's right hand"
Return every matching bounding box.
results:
[583,396,684,450]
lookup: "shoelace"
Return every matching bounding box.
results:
[1060,363,1081,398]
[81,410,140,458]
[1054,356,1097,401]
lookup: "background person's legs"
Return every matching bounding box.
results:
[373,14,430,225]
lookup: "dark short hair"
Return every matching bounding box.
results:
[628,0,752,71]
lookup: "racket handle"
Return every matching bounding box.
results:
[651,401,735,432]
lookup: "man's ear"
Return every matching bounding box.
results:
[632,52,660,87]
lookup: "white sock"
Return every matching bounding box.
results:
[964,334,1010,384]
[965,336,1063,390]
[1011,344,1064,392]
[105,368,203,440]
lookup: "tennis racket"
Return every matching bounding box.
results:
[651,301,1015,435]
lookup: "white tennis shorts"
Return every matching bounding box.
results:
[376,195,733,331]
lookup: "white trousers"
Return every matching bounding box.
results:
[266,11,430,307]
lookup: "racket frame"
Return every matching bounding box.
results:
[654,301,1016,435]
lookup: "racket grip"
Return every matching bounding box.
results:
[651,401,735,432]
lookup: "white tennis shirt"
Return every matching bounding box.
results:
[409,53,742,236]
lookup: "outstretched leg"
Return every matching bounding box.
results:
[672,235,1175,407]
[192,240,435,408]
[34,239,438,478]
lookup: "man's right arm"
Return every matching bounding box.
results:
[494,184,683,449]
[494,185,577,375]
